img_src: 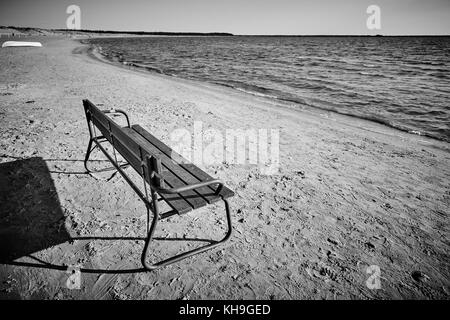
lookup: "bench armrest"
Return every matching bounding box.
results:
[153,179,224,195]
[102,109,131,128]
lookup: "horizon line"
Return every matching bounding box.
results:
[1,25,450,37]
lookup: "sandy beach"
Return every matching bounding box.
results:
[0,36,449,299]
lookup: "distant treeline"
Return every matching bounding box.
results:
[2,26,234,36]
[2,26,447,37]
[58,29,234,36]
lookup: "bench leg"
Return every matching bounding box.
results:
[84,138,95,173]
[141,199,233,270]
[84,138,130,175]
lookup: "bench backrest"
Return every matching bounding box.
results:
[82,99,162,186]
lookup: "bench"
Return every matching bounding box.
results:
[82,99,234,270]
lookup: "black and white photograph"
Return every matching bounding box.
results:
[0,0,449,304]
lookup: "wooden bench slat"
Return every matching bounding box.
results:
[131,125,235,200]
[110,120,141,155]
[123,128,209,210]
[88,102,110,129]
[91,117,111,141]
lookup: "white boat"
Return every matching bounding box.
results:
[2,41,42,48]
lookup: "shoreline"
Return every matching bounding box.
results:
[0,36,449,299]
[81,37,450,144]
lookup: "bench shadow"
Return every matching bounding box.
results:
[0,157,215,274]
[0,157,70,263]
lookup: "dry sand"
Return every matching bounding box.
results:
[0,36,449,299]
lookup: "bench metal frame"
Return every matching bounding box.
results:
[83,104,233,270]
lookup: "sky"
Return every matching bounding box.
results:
[0,0,449,35]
